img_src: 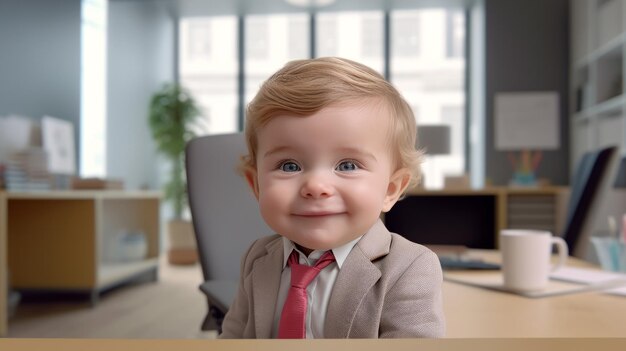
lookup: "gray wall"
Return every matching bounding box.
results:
[0,0,81,161]
[107,1,175,190]
[485,0,570,185]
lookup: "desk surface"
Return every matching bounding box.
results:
[0,338,625,351]
[1,338,625,351]
[405,185,567,196]
[444,250,626,337]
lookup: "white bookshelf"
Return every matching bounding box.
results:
[571,0,626,150]
[570,0,626,258]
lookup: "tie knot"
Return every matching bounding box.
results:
[287,250,335,288]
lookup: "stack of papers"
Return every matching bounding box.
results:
[3,148,51,191]
[444,267,626,298]
[550,266,626,296]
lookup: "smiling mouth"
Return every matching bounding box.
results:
[292,212,345,217]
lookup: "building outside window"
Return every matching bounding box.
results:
[245,14,310,106]
[446,9,465,58]
[179,17,238,135]
[178,8,465,187]
[316,11,384,74]
[391,9,466,188]
[80,0,107,178]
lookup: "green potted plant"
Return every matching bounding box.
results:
[148,82,200,265]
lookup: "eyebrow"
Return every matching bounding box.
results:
[336,147,378,162]
[262,146,293,159]
[263,145,377,162]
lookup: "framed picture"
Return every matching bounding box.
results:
[41,115,76,175]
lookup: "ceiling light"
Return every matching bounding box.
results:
[284,0,337,8]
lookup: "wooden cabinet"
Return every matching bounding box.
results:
[0,190,161,336]
[385,187,568,249]
[503,187,570,238]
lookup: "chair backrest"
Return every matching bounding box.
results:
[186,133,271,281]
[562,146,616,254]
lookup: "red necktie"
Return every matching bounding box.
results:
[277,250,336,339]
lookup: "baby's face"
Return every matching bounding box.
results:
[247,102,408,252]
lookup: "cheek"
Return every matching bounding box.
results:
[257,178,293,213]
[342,177,389,209]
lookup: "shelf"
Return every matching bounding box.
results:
[4,191,161,299]
[570,0,626,262]
[98,258,158,288]
[592,32,625,63]
[4,190,162,200]
[574,32,625,69]
[574,94,626,121]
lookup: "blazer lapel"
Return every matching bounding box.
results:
[324,220,391,338]
[252,238,284,338]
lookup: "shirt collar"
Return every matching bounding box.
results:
[281,235,363,270]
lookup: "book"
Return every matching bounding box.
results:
[71,177,124,190]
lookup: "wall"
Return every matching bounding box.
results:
[106,0,175,191]
[0,0,81,161]
[484,0,570,186]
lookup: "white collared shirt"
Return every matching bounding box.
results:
[271,236,363,339]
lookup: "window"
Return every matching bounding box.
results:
[446,10,465,58]
[317,15,337,57]
[177,9,466,188]
[188,21,211,60]
[80,0,107,177]
[392,12,420,57]
[316,11,384,74]
[245,14,310,106]
[391,9,466,188]
[179,17,238,134]
[361,16,382,58]
[289,17,309,59]
[246,17,269,60]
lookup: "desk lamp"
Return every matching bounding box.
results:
[416,125,451,189]
[494,92,560,187]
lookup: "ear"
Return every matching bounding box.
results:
[244,167,260,200]
[382,168,411,212]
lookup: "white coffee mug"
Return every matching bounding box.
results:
[500,229,568,292]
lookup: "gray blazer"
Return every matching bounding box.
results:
[219,219,446,338]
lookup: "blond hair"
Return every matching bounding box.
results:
[242,57,423,188]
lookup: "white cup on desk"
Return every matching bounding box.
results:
[500,229,568,292]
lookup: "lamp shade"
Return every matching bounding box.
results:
[416,125,451,156]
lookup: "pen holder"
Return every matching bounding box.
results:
[590,236,626,272]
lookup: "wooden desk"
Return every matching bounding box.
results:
[444,250,626,337]
[0,338,625,351]
[0,190,161,337]
[386,186,568,249]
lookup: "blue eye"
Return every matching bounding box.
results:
[280,161,301,172]
[336,161,358,172]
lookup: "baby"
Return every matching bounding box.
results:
[220,57,445,338]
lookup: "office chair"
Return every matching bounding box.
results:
[562,146,616,255]
[186,133,270,332]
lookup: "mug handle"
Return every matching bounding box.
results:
[550,237,569,272]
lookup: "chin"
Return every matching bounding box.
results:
[289,235,337,252]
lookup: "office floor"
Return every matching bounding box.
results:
[7,256,218,339]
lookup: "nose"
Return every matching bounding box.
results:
[300,172,334,199]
